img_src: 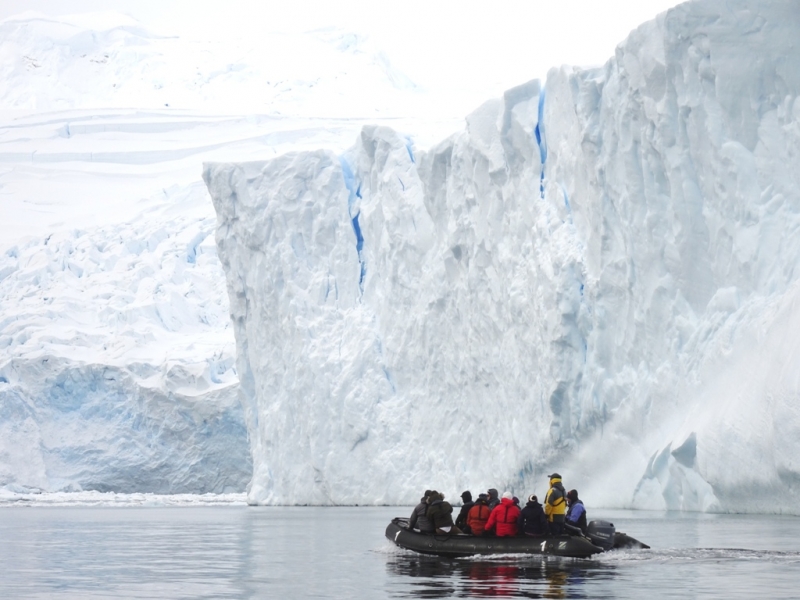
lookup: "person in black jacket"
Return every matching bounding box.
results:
[487,488,500,509]
[426,492,462,534]
[518,494,548,537]
[455,491,474,534]
[408,490,435,533]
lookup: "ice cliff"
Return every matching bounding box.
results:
[0,12,433,496]
[205,0,800,511]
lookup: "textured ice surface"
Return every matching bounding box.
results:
[206,0,800,511]
[0,13,457,494]
[0,193,250,493]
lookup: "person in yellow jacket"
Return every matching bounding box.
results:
[544,473,567,536]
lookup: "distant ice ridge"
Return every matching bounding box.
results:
[0,11,421,116]
[206,0,800,512]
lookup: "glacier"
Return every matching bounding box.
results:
[205,0,800,511]
[0,12,455,496]
[0,194,250,494]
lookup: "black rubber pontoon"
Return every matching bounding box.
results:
[385,518,649,558]
[386,518,604,558]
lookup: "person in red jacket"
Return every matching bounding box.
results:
[485,491,521,537]
[467,493,492,535]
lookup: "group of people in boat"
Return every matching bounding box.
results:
[407,473,587,537]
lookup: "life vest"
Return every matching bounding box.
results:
[544,479,567,520]
[486,498,520,536]
[467,503,491,535]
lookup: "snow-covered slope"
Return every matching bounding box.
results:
[0,12,456,494]
[206,0,800,511]
[0,11,419,115]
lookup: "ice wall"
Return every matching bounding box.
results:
[540,0,800,513]
[1,356,248,494]
[206,0,800,512]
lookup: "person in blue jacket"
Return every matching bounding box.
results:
[565,489,587,535]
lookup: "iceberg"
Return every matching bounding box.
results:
[205,0,800,511]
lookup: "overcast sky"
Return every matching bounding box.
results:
[0,0,685,98]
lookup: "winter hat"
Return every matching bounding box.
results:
[502,491,513,500]
[461,491,473,502]
[478,493,489,501]
[528,494,538,503]
[567,489,579,502]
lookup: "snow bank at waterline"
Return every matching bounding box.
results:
[0,490,247,507]
[205,0,800,512]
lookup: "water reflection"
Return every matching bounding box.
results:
[3,507,800,599]
[386,554,616,598]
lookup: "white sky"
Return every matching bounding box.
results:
[0,0,685,100]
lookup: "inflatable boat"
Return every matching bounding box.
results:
[385,518,649,559]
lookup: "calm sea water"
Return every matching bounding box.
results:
[2,505,800,599]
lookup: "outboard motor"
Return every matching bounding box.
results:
[586,520,616,551]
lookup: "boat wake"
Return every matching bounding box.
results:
[598,547,800,564]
